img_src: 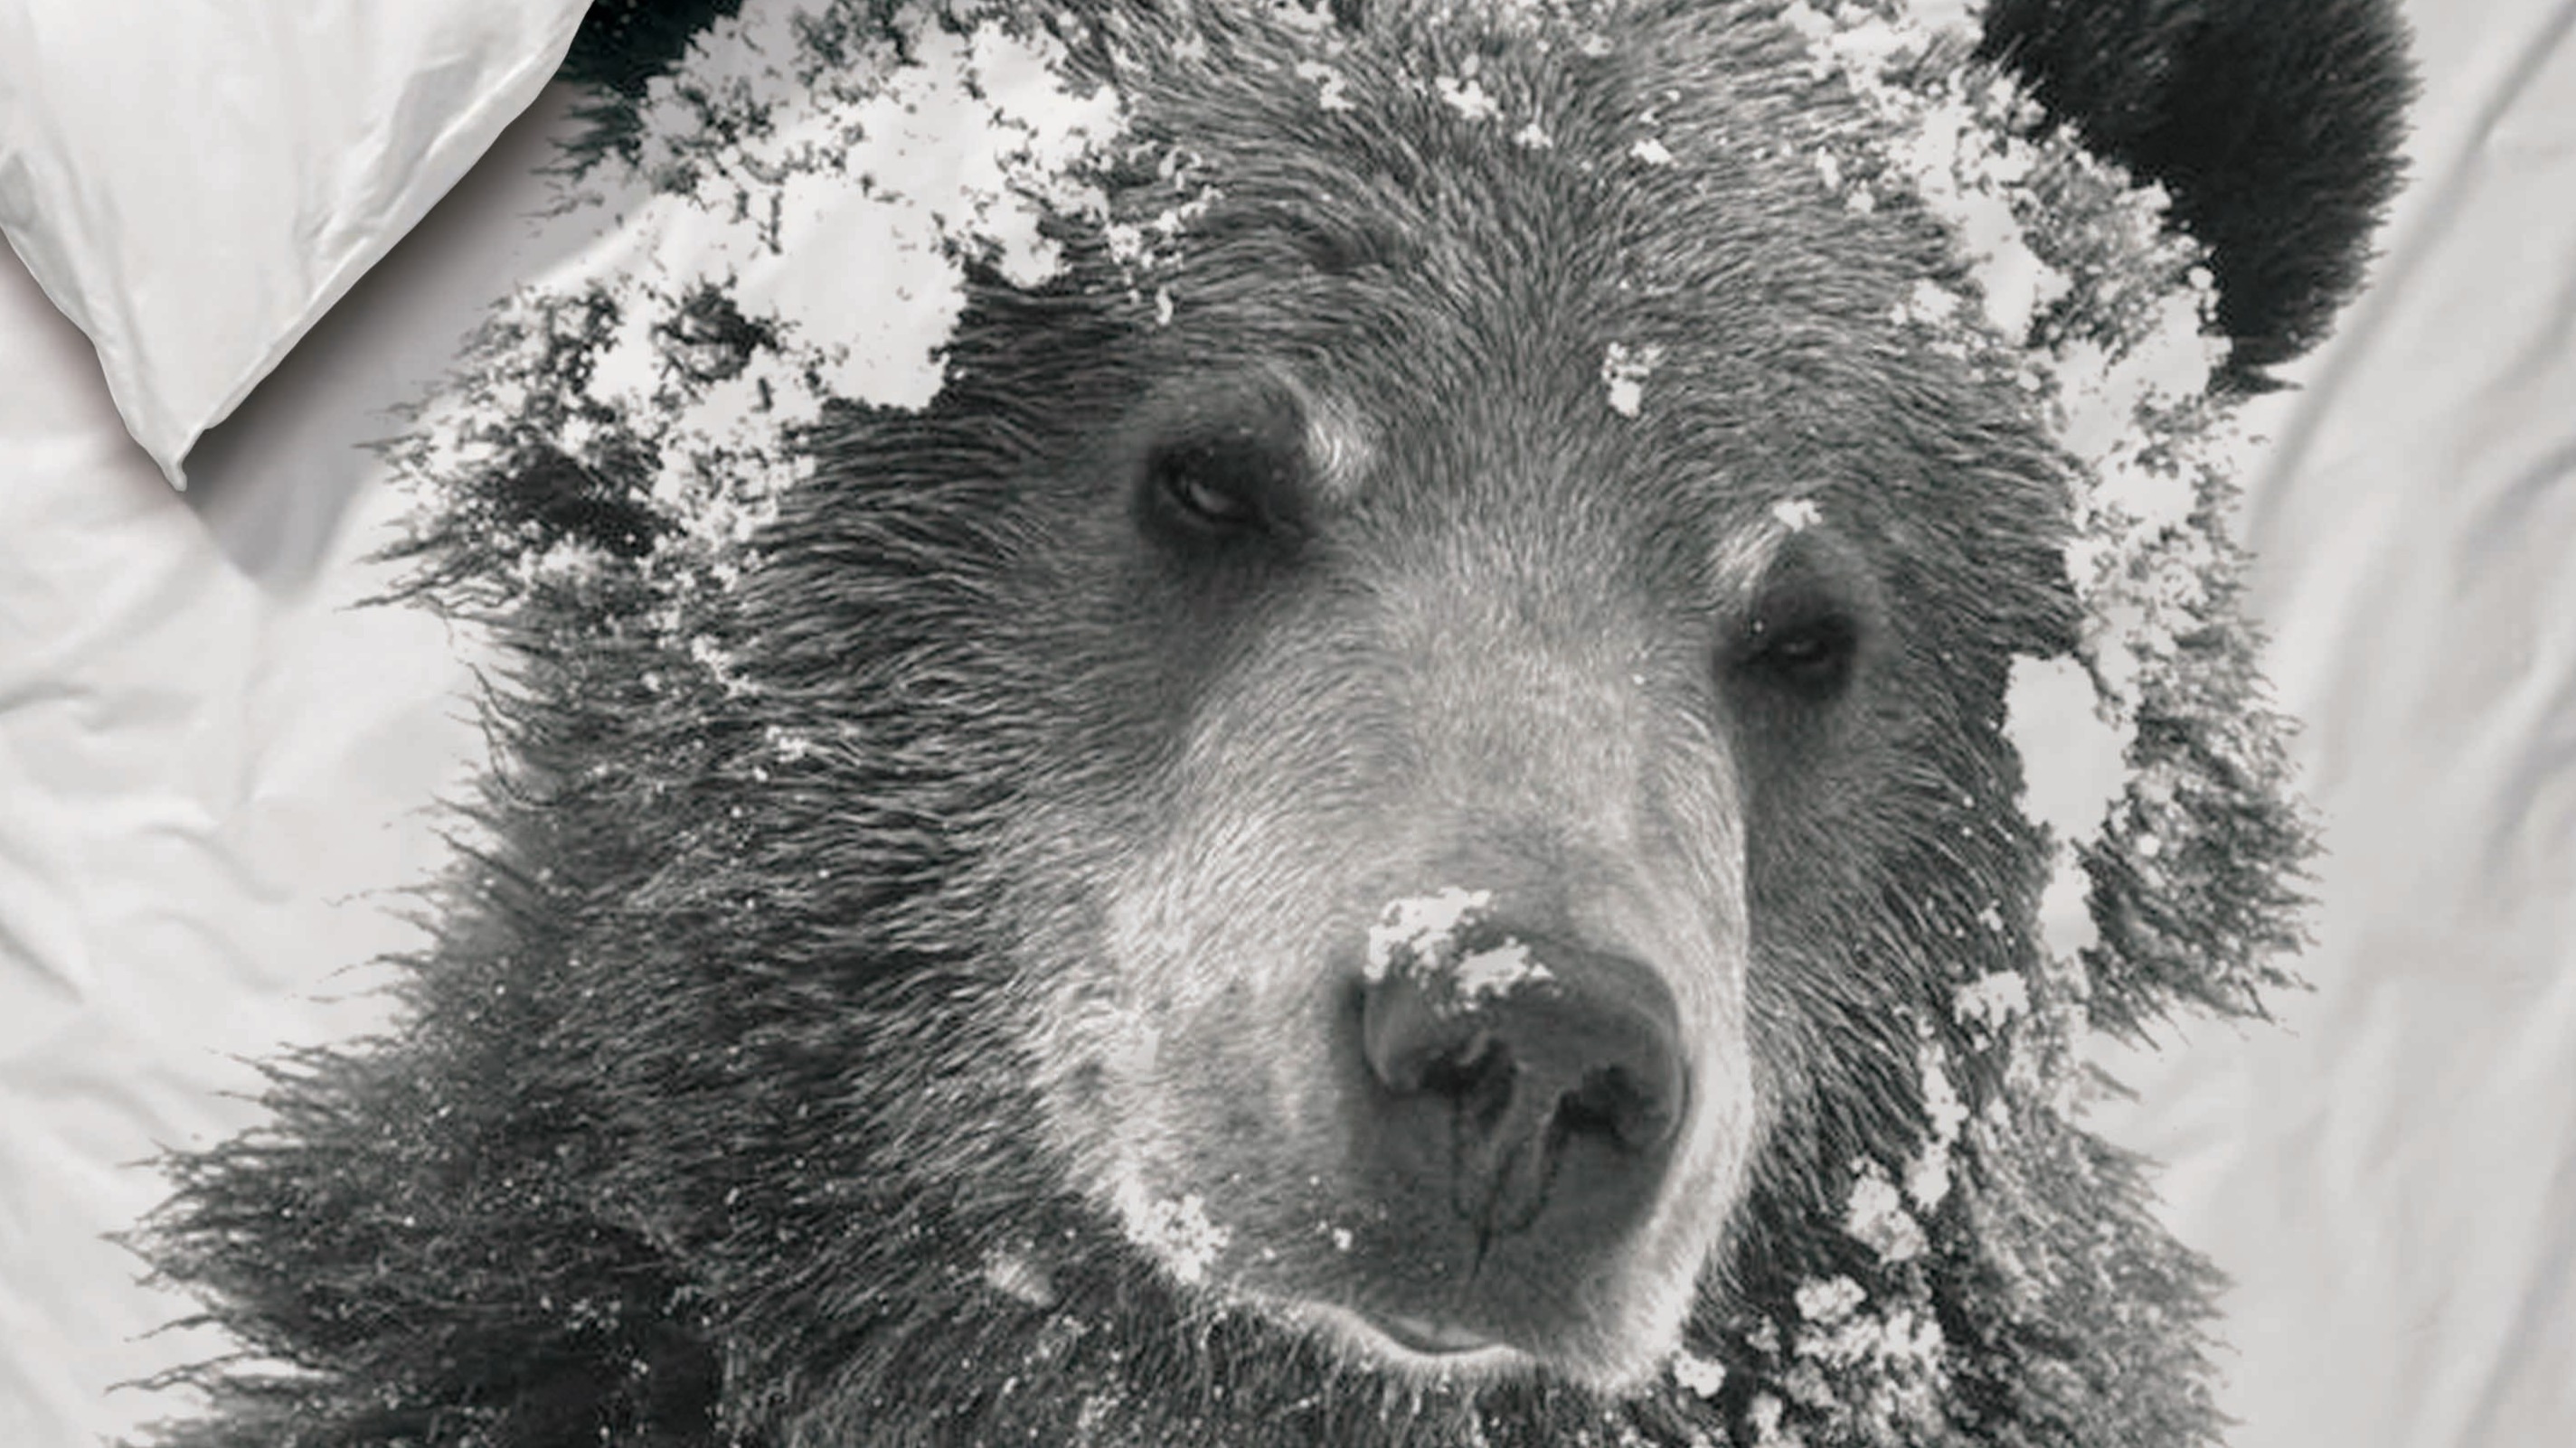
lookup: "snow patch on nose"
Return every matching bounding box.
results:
[1365,889,1555,1011]
[1363,888,1493,983]
[1449,940,1552,1003]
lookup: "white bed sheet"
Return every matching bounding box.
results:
[0,89,566,1448]
[2,3,2570,1443]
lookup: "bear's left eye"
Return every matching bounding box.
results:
[1735,612,1861,700]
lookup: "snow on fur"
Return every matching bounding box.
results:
[1786,0,2310,1078]
[389,0,1123,652]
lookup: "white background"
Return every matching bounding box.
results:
[4,3,2571,1443]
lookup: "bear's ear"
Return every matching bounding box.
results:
[1977,0,2416,376]
[560,0,746,97]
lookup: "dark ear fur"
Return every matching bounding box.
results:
[561,0,747,96]
[1978,0,2417,377]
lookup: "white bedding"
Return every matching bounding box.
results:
[0,87,570,1446]
[0,0,591,487]
[1,2,2570,1445]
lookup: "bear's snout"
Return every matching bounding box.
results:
[1357,924,1688,1246]
[1311,889,1709,1369]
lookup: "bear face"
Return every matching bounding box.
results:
[138,2,2411,1445]
[857,49,2078,1380]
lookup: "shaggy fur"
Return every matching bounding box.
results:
[135,3,2410,1446]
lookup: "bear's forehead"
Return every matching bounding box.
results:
[1151,50,1883,274]
[1111,22,1941,409]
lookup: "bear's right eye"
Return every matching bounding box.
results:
[1150,437,1268,533]
[1137,418,1307,549]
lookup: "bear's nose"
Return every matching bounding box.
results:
[1359,925,1687,1241]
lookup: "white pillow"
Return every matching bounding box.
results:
[0,0,593,487]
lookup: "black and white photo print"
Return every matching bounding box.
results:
[10,2,2562,1447]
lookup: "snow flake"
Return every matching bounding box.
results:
[1601,342,1666,418]
[1269,0,1337,34]
[1450,940,1553,1002]
[1795,1275,1868,1324]
[1746,1392,1791,1445]
[2035,848,2098,964]
[1436,75,1501,121]
[1955,970,2031,1030]
[2005,653,2130,851]
[1907,1042,1969,1211]
[1114,1180,1230,1285]
[1895,277,1961,326]
[1770,497,1824,531]
[1294,61,1355,113]
[982,1247,1060,1307]
[1672,1349,1729,1397]
[1845,1160,1927,1264]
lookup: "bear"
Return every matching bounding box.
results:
[133,2,2411,1445]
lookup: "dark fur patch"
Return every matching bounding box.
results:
[1980,0,2417,376]
[562,0,750,95]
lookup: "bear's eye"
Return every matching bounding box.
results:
[1735,611,1861,701]
[1155,443,1264,530]
[1139,425,1302,545]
